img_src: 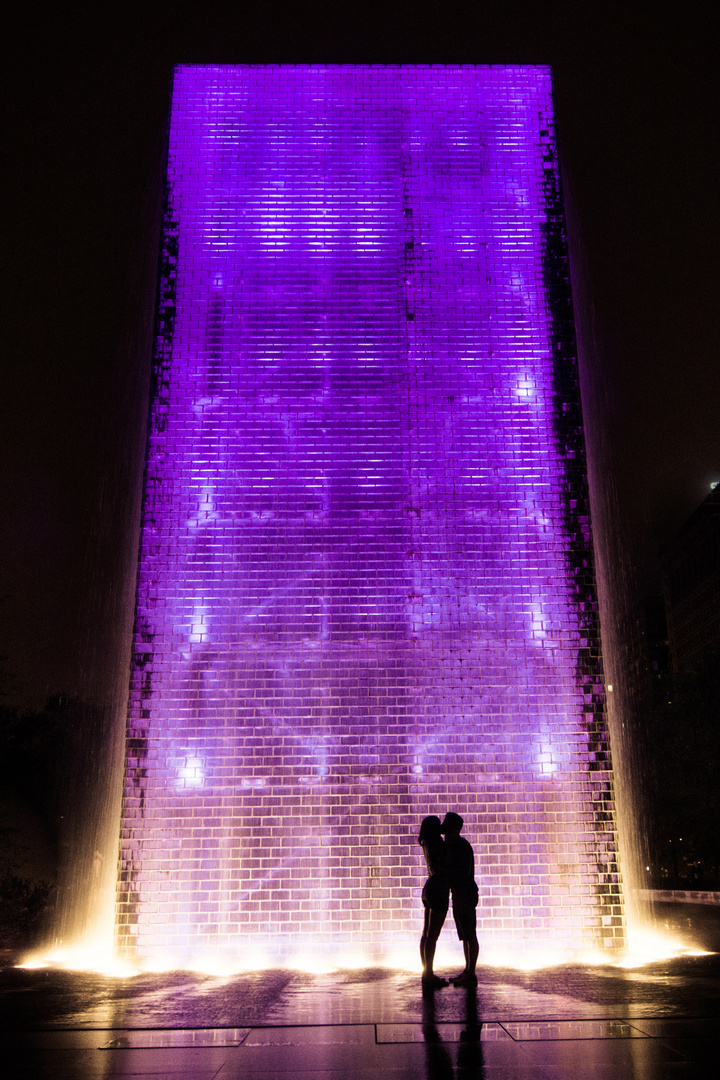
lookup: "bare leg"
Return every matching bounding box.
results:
[452,935,479,986]
[464,935,479,977]
[421,908,448,986]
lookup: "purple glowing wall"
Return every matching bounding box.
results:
[117,65,623,963]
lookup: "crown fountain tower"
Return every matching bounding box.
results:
[116,65,624,966]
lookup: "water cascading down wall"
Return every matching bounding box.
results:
[116,64,625,965]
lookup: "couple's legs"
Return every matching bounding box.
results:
[421,907,447,985]
[421,903,478,987]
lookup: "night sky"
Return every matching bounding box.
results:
[1,3,718,710]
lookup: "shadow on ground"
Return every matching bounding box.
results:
[3,955,720,1031]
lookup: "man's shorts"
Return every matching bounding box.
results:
[451,884,478,940]
[422,876,450,915]
[452,901,477,941]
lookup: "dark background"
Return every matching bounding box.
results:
[0,2,718,911]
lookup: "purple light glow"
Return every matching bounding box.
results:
[117,65,624,963]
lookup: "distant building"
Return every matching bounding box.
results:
[663,487,720,671]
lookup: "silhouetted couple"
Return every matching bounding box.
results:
[419,811,479,989]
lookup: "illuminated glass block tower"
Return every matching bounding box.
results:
[116,65,624,964]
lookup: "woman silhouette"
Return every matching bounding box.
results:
[418,815,450,988]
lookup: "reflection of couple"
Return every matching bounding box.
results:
[419,811,479,989]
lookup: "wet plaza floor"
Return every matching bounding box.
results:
[2,954,720,1078]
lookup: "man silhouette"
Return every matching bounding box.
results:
[440,811,479,987]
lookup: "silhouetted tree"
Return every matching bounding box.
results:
[0,827,51,949]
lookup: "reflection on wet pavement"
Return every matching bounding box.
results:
[6,956,720,1028]
[2,956,720,1077]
